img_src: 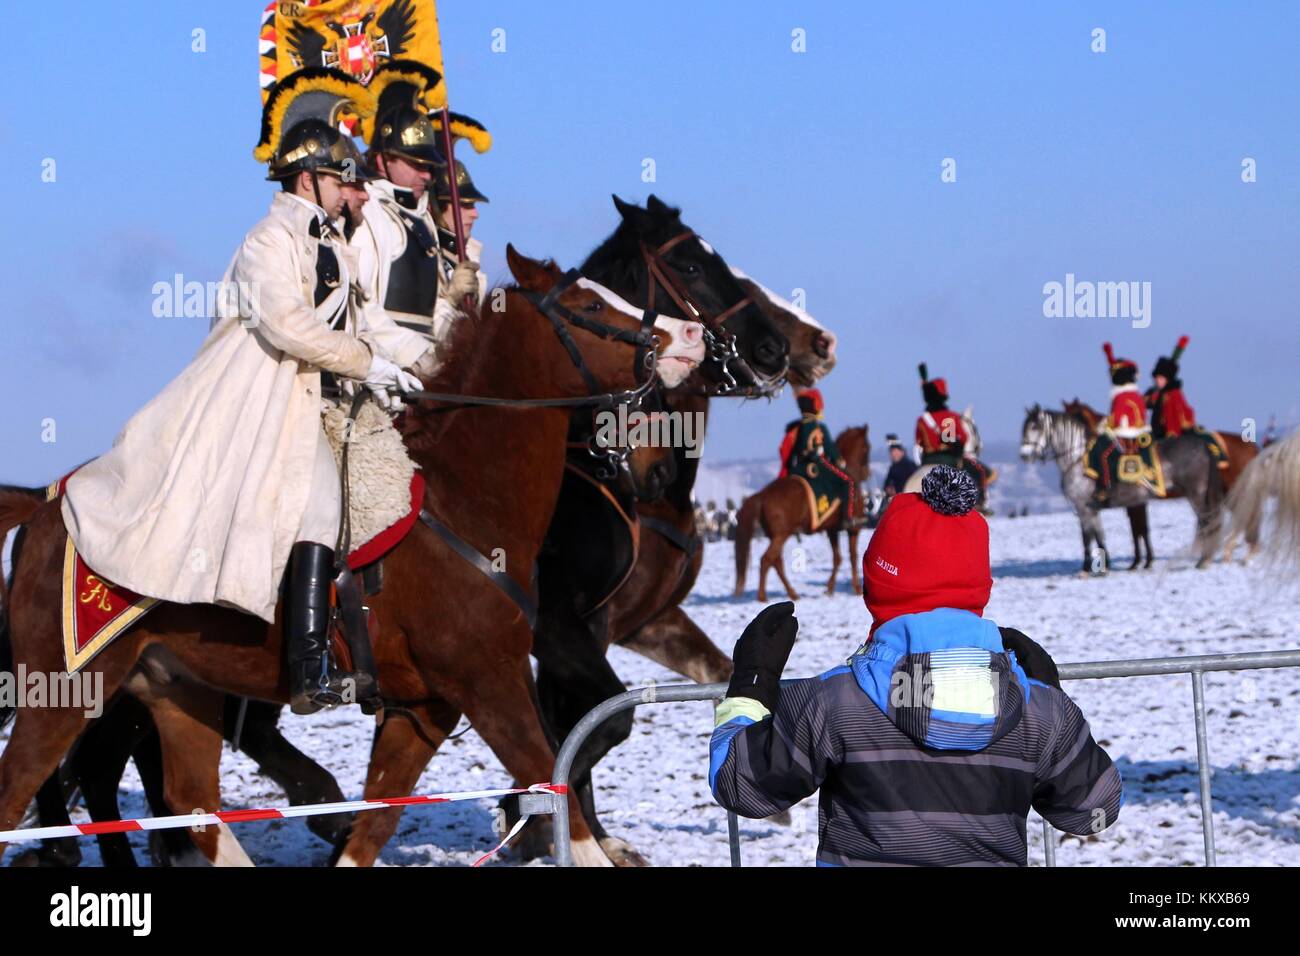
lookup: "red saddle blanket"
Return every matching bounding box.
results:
[48,476,158,674]
[49,472,424,674]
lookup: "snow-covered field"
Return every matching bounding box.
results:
[8,500,1300,866]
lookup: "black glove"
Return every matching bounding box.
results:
[999,627,1061,689]
[726,602,798,711]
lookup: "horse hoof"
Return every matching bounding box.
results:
[599,836,650,867]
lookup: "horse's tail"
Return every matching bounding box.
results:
[733,493,763,596]
[0,486,46,731]
[1228,433,1298,566]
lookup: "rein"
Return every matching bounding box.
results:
[405,269,659,413]
[638,230,761,395]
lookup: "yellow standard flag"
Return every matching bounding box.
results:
[259,0,446,106]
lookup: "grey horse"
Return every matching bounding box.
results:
[1019,404,1224,572]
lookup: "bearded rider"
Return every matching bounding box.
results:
[1083,343,1150,507]
[61,70,421,715]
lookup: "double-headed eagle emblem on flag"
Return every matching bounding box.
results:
[260,0,444,106]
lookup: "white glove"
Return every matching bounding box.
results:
[364,354,422,411]
[448,260,481,303]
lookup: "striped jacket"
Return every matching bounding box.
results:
[709,608,1123,866]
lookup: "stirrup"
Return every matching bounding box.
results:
[290,660,346,716]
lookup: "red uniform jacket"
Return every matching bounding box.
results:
[778,425,798,478]
[1146,387,1196,437]
[1107,387,1148,436]
[915,409,968,453]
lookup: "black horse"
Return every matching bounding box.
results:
[524,195,790,863]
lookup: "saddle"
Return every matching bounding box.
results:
[1087,431,1167,497]
[49,452,421,686]
[789,455,855,531]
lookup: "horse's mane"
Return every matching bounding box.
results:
[580,221,645,291]
[421,264,551,397]
[404,276,544,451]
[0,484,45,499]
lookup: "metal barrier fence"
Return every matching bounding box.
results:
[543,648,1300,867]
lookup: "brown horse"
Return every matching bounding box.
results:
[0,248,701,867]
[1063,398,1257,566]
[732,427,869,602]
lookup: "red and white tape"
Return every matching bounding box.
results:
[0,782,566,867]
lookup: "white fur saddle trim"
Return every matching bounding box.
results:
[321,400,417,554]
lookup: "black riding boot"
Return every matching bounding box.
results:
[285,542,344,716]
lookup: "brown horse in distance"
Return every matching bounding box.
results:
[732,426,870,602]
[0,249,698,867]
[1063,398,1258,566]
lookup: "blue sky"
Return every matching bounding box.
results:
[4,1,1297,482]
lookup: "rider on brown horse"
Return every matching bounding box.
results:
[61,71,424,716]
[350,62,479,350]
[1145,335,1229,471]
[432,156,490,324]
[779,388,858,526]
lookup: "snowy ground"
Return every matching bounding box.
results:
[6,499,1300,866]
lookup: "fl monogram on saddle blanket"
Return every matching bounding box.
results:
[0,247,708,868]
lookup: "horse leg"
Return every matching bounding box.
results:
[756,536,775,603]
[228,698,351,846]
[9,771,81,868]
[457,664,612,866]
[1126,506,1142,570]
[69,695,157,867]
[763,533,799,601]
[331,699,454,867]
[529,603,643,865]
[0,705,111,864]
[848,529,862,594]
[134,683,253,866]
[618,604,732,684]
[826,530,841,595]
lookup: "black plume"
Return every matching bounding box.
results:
[920,466,977,516]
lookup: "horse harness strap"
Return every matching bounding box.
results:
[406,268,659,412]
[417,509,538,630]
[639,230,755,393]
[640,231,754,333]
[639,515,699,560]
[520,268,658,396]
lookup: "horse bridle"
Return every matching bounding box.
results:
[407,269,660,414]
[639,230,760,395]
[1025,408,1073,465]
